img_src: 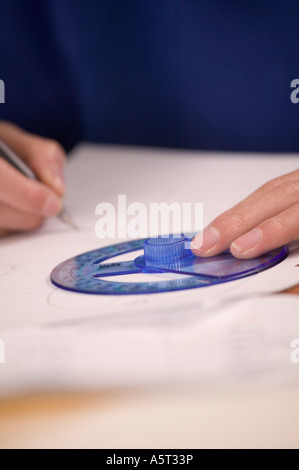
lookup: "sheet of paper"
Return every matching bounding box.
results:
[0,145,298,396]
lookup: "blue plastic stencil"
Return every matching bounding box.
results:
[50,234,288,295]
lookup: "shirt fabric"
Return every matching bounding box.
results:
[1,0,299,152]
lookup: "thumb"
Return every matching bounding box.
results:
[0,121,66,197]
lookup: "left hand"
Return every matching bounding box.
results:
[191,169,299,259]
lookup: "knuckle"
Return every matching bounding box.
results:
[27,138,66,166]
[279,180,299,200]
[267,214,289,232]
[260,172,299,195]
[43,139,66,163]
[217,210,248,230]
[259,178,281,193]
[266,210,299,241]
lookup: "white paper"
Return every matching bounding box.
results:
[0,145,298,396]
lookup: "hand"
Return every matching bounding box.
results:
[0,121,66,236]
[191,169,299,259]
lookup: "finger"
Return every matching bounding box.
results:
[191,179,299,257]
[0,157,62,216]
[230,168,299,209]
[0,121,66,196]
[230,202,299,258]
[0,201,44,232]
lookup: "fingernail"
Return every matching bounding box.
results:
[191,226,219,253]
[42,194,62,217]
[231,228,262,253]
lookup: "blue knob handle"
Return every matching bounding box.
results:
[144,234,192,265]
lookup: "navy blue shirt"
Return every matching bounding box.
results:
[1,1,299,151]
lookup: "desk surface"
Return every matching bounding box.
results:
[0,145,298,449]
[1,381,299,449]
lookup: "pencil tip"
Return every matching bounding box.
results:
[58,209,78,230]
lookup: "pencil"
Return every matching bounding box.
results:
[0,137,77,230]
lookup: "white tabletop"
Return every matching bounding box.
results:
[0,145,298,448]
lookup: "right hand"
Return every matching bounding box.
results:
[0,121,66,236]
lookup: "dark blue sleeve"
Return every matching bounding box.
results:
[1,0,299,152]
